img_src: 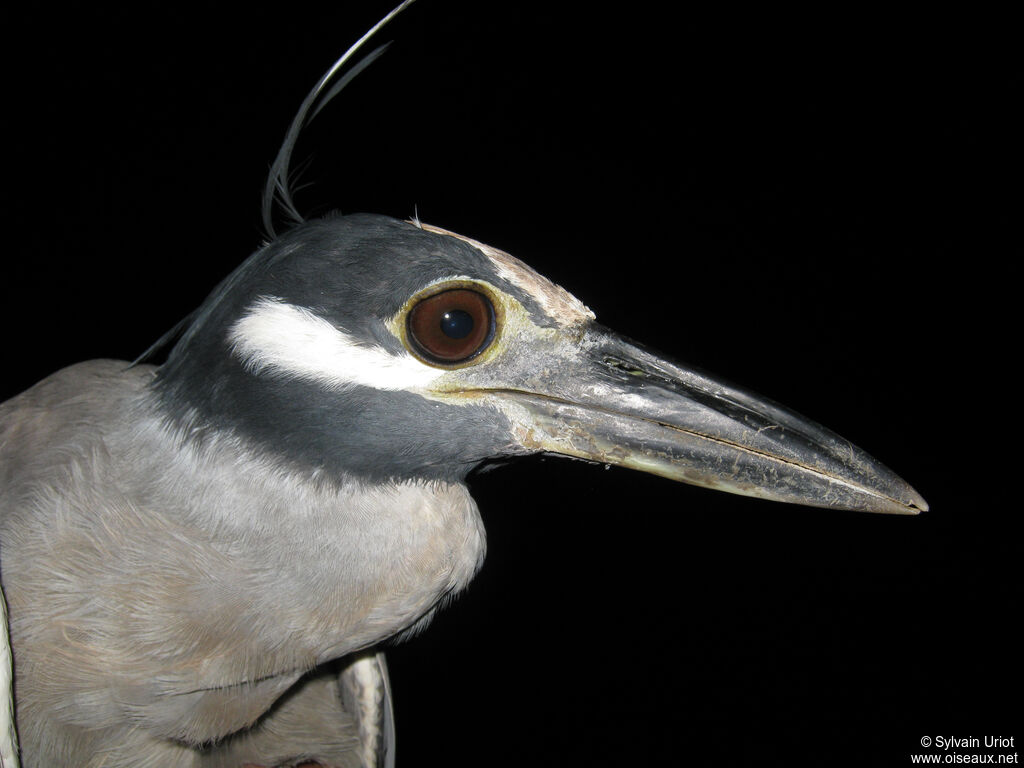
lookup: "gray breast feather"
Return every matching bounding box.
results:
[0,360,482,766]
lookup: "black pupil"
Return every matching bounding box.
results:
[440,309,474,339]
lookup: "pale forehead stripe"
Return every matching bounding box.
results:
[418,223,595,327]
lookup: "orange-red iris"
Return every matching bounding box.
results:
[407,289,495,364]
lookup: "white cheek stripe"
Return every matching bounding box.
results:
[228,296,442,391]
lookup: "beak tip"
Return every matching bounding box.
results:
[905,484,929,514]
[884,485,928,515]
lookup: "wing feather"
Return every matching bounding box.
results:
[0,580,19,768]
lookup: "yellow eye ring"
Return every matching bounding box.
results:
[399,281,503,368]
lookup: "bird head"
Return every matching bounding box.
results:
[154,212,926,515]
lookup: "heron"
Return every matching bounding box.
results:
[0,4,928,766]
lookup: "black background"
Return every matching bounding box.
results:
[4,3,1016,766]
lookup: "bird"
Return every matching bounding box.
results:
[0,4,929,767]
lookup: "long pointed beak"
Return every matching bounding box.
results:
[495,325,927,515]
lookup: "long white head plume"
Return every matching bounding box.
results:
[262,0,419,237]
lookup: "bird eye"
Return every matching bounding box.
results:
[407,288,495,365]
